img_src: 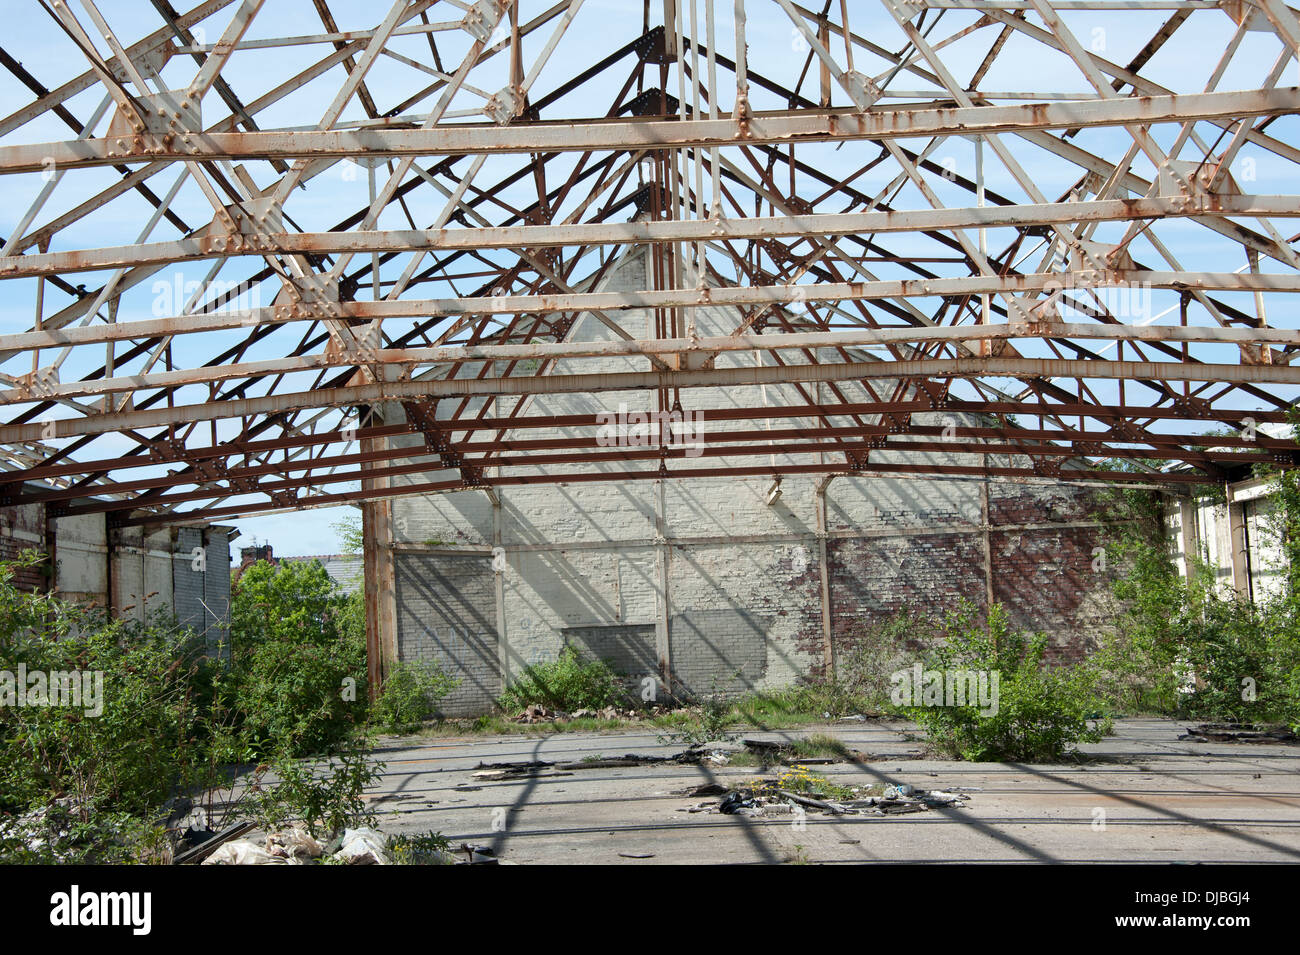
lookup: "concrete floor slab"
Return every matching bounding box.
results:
[365,718,1300,864]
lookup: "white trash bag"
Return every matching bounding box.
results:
[335,827,390,865]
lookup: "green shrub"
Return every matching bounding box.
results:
[497,645,624,713]
[229,560,367,757]
[0,568,206,816]
[907,601,1109,762]
[370,661,457,733]
[0,805,169,865]
[252,740,384,839]
[386,829,452,865]
[662,678,738,748]
[1096,478,1300,727]
[0,553,221,862]
[0,550,389,862]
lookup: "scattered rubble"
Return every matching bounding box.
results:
[1179,723,1298,744]
[204,827,378,865]
[199,826,485,865]
[511,704,681,724]
[678,771,972,818]
[333,828,389,865]
[471,749,728,779]
[449,843,497,864]
[173,821,257,865]
[203,839,285,866]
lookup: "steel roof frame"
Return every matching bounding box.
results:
[0,0,1296,525]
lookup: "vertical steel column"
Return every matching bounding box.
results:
[815,474,835,679]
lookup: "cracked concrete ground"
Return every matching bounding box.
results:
[364,718,1300,864]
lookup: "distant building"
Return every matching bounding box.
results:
[0,487,234,650]
[234,542,362,595]
[306,555,363,595]
[237,543,276,573]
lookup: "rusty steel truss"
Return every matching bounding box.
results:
[1,0,1298,528]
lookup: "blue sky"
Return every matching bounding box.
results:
[0,1,1295,557]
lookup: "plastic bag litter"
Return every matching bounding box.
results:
[203,839,293,865]
[335,827,390,865]
[266,826,323,861]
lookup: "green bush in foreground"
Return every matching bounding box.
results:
[0,551,384,863]
[228,559,368,757]
[371,660,457,733]
[0,557,207,819]
[906,602,1110,762]
[497,645,624,713]
[251,740,383,839]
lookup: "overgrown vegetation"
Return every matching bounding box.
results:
[1094,424,1300,729]
[370,661,457,733]
[659,676,739,749]
[250,740,382,839]
[229,559,367,758]
[497,645,625,713]
[0,553,431,863]
[904,601,1110,761]
[0,555,218,861]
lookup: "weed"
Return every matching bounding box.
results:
[776,764,857,801]
[251,740,384,839]
[497,646,625,713]
[658,675,738,749]
[386,830,452,865]
[907,601,1110,762]
[784,844,810,865]
[371,661,457,733]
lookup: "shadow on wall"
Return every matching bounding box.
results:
[558,614,769,702]
[668,609,769,699]
[393,553,501,717]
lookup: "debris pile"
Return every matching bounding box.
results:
[511,704,684,724]
[198,827,494,865]
[1180,722,1298,744]
[470,749,724,780]
[678,770,973,818]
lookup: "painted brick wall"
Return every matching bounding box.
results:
[669,609,770,696]
[561,623,657,688]
[174,527,207,640]
[991,525,1115,664]
[667,539,821,694]
[987,483,1120,663]
[393,552,500,716]
[828,531,988,660]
